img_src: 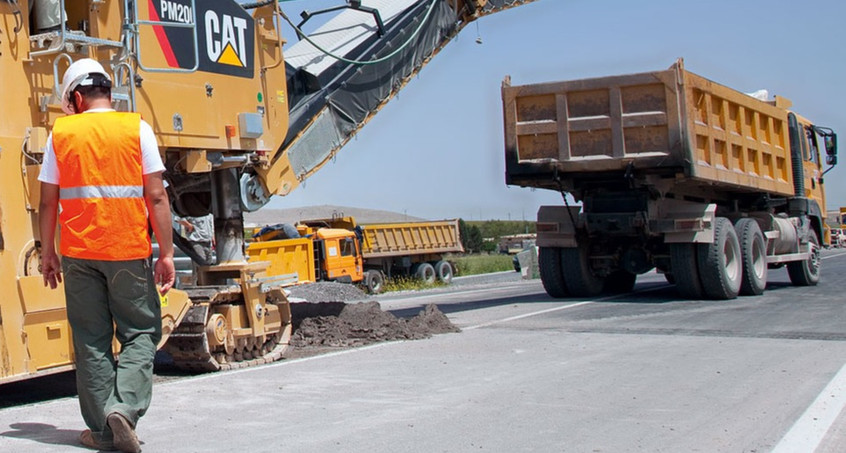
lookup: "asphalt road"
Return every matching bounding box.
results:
[2,251,846,452]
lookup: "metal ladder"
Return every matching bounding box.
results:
[31,0,200,112]
[126,0,199,74]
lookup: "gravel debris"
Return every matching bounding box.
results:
[286,281,368,303]
[289,301,459,349]
[282,282,459,358]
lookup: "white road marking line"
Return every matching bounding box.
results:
[771,363,846,453]
[822,251,846,260]
[464,301,594,330]
[463,284,670,330]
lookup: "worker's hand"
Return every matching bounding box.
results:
[42,250,62,289]
[154,255,176,295]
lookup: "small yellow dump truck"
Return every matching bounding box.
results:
[502,59,838,300]
[246,217,464,293]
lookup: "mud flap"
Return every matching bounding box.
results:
[658,201,716,244]
[536,205,581,248]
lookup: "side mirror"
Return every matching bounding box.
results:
[814,127,837,168]
[827,153,837,166]
[825,133,837,156]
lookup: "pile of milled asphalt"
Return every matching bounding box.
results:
[284,282,460,358]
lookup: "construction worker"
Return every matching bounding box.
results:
[38,58,175,453]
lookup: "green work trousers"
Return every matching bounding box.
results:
[62,256,162,443]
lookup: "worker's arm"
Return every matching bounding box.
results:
[143,171,175,294]
[39,182,62,289]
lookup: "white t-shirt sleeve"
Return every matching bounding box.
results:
[140,119,165,175]
[37,133,59,185]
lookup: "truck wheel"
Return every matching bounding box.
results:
[735,218,767,295]
[365,270,385,294]
[434,261,454,284]
[538,247,569,298]
[414,263,436,284]
[697,217,741,300]
[787,230,821,286]
[670,243,703,299]
[561,243,604,297]
[604,270,636,294]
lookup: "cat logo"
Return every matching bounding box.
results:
[204,11,248,68]
[149,0,254,78]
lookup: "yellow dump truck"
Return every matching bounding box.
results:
[247,217,464,293]
[502,59,838,300]
[1,0,534,384]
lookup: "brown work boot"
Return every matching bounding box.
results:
[79,429,116,451]
[107,412,141,453]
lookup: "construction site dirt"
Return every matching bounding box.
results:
[284,282,461,359]
[285,301,460,359]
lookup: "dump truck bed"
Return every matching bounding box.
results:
[502,60,795,197]
[360,220,464,259]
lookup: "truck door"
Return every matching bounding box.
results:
[323,236,363,284]
[801,124,826,210]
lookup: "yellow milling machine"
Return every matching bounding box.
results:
[0,0,536,383]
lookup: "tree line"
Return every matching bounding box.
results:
[458,219,536,254]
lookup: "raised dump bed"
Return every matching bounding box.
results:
[503,59,795,197]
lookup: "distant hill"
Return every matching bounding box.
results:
[243,205,428,227]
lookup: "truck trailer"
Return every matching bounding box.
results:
[247,217,464,293]
[502,59,838,300]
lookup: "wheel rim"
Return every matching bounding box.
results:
[809,241,821,277]
[751,236,766,279]
[723,237,740,281]
[417,264,435,284]
[437,262,453,282]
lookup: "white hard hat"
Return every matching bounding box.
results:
[60,58,112,114]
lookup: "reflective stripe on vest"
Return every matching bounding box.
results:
[52,112,151,261]
[60,185,144,200]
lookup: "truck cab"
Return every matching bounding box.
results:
[787,106,838,233]
[313,229,365,284]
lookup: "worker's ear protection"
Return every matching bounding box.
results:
[68,73,113,113]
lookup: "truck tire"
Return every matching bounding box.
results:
[414,262,436,284]
[735,218,767,295]
[787,230,821,286]
[604,270,636,294]
[539,247,569,298]
[434,260,454,284]
[561,243,604,297]
[365,270,385,294]
[697,217,742,300]
[669,243,703,299]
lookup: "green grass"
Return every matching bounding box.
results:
[450,254,514,276]
[376,255,515,293]
[382,276,446,293]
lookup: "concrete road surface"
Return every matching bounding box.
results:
[2,252,846,452]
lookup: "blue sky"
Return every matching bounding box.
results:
[266,0,846,221]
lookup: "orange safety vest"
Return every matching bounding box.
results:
[52,112,151,260]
